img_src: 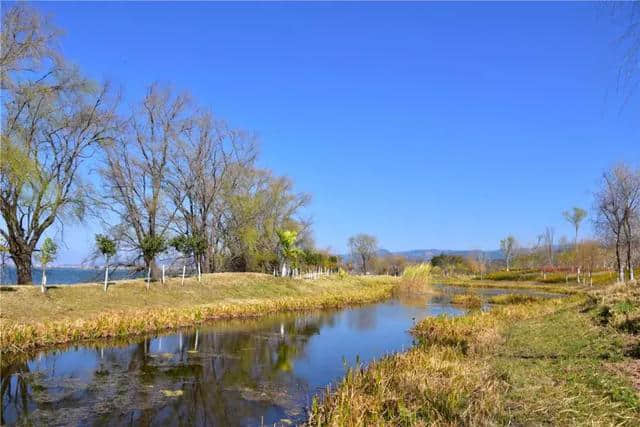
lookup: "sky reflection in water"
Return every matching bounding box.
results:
[2,292,467,426]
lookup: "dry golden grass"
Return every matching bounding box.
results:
[309,291,640,425]
[450,294,484,310]
[309,346,505,427]
[0,273,397,354]
[433,275,583,295]
[487,293,543,304]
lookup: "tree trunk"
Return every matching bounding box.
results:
[203,251,213,274]
[41,265,47,293]
[615,238,624,283]
[104,257,109,292]
[12,251,33,285]
[627,240,635,282]
[144,257,160,281]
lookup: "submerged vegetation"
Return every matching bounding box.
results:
[0,274,396,354]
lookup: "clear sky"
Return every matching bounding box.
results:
[20,1,639,263]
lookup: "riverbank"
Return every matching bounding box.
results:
[0,273,397,355]
[308,284,640,425]
[434,275,586,294]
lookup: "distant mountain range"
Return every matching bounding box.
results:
[343,248,504,262]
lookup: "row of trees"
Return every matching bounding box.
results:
[347,164,639,283]
[499,164,640,284]
[0,4,321,284]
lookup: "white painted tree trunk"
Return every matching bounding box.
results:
[146,267,151,290]
[194,329,199,351]
[104,259,109,292]
[181,265,186,286]
[41,267,47,293]
[197,262,201,283]
[162,264,165,285]
[281,262,287,277]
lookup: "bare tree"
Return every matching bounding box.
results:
[348,234,378,274]
[0,4,118,284]
[594,164,640,282]
[577,240,604,286]
[499,235,518,271]
[474,250,489,280]
[100,84,191,279]
[0,4,61,91]
[607,2,640,106]
[620,169,640,282]
[542,226,555,267]
[165,111,257,273]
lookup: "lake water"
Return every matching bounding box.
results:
[1,267,144,286]
[0,287,558,426]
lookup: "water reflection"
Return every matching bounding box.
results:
[2,294,463,426]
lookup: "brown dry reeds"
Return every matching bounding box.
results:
[1,274,396,354]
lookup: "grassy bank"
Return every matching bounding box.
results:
[308,288,640,425]
[0,273,396,354]
[435,275,584,294]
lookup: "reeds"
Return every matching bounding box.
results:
[400,263,432,289]
[308,295,588,425]
[308,345,506,426]
[450,294,484,309]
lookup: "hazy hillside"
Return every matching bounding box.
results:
[343,249,503,262]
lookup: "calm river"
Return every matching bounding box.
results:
[1,287,556,426]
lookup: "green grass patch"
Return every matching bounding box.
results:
[309,291,640,425]
[495,307,639,425]
[438,277,580,295]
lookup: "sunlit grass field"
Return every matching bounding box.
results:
[309,285,640,425]
[0,273,397,354]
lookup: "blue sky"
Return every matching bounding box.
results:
[21,2,639,262]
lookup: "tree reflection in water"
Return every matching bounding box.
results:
[1,296,458,426]
[1,312,331,426]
